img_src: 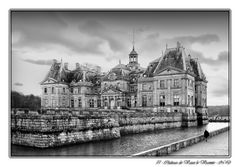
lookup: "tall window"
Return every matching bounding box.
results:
[159,95,165,106]
[188,95,190,106]
[142,95,147,107]
[63,87,65,94]
[52,99,56,107]
[142,84,147,90]
[160,80,165,89]
[203,98,206,107]
[45,99,48,105]
[44,87,47,94]
[78,97,82,108]
[191,96,194,106]
[71,98,74,108]
[62,97,65,106]
[52,87,55,94]
[127,98,131,107]
[97,99,101,108]
[173,95,180,106]
[78,87,81,94]
[89,99,94,108]
[174,79,179,87]
[70,88,73,93]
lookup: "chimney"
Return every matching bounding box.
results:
[177,41,181,48]
[82,70,86,82]
[64,62,68,70]
[76,63,80,69]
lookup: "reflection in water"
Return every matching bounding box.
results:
[11,123,229,156]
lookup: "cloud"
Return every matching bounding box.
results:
[218,51,228,62]
[79,20,125,52]
[166,34,220,46]
[12,12,105,55]
[146,32,160,40]
[189,50,228,66]
[14,82,23,86]
[23,59,53,66]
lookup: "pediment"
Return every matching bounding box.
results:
[41,78,57,84]
[155,67,184,76]
[102,88,121,94]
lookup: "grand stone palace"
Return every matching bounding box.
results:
[40,42,208,115]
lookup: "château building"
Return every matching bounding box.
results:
[101,46,145,109]
[40,41,207,116]
[137,42,207,116]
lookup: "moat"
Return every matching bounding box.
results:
[11,122,229,156]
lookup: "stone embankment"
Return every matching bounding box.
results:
[131,126,229,156]
[11,109,208,148]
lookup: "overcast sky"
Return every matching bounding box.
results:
[11,11,229,105]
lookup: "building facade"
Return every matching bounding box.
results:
[101,46,145,109]
[40,61,102,109]
[137,42,207,116]
[40,42,207,116]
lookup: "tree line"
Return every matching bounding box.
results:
[11,91,41,110]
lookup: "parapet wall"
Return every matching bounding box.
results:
[11,109,206,148]
[132,126,229,156]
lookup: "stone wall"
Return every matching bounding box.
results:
[11,109,206,148]
[118,112,183,135]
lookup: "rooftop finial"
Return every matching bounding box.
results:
[132,28,135,50]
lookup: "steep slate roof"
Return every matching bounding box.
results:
[102,63,131,81]
[41,60,101,85]
[41,61,62,84]
[143,60,159,77]
[154,48,184,73]
[143,43,207,82]
[129,48,138,55]
[190,58,207,81]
